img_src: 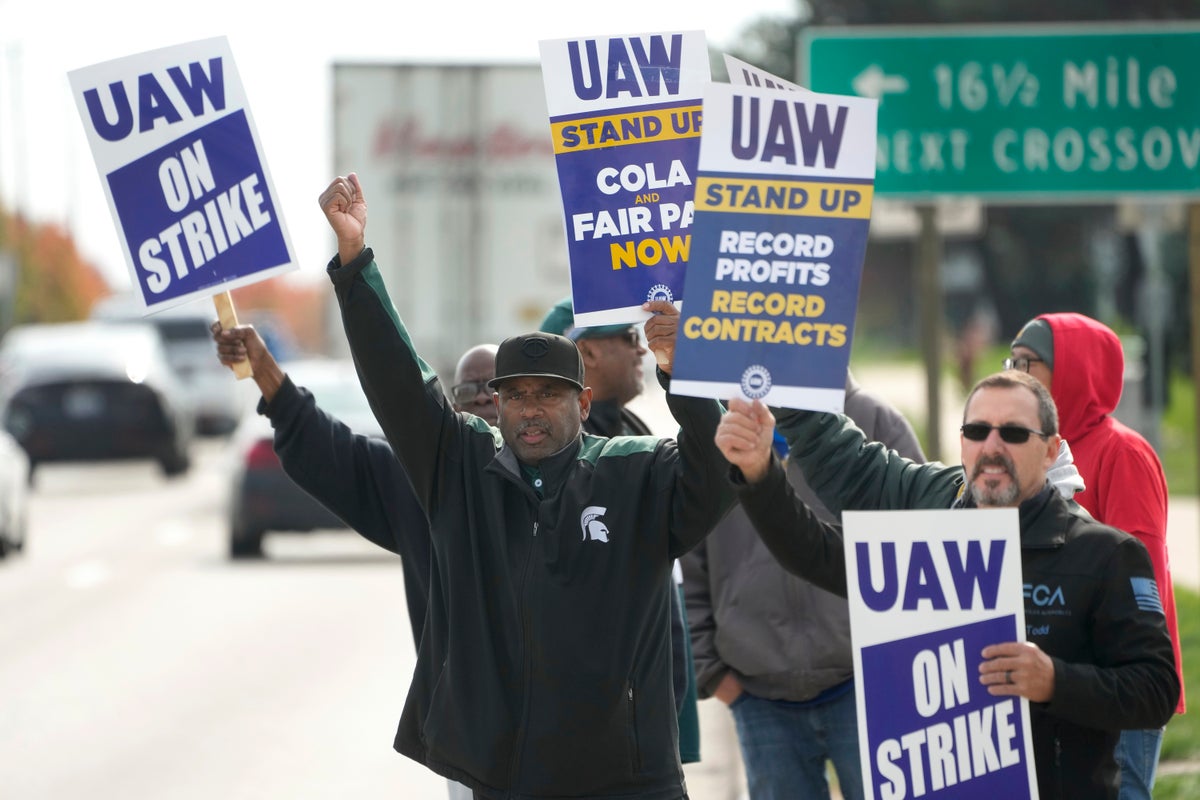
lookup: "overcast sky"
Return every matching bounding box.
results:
[0,0,799,290]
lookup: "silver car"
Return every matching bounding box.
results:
[0,428,30,558]
[0,321,194,479]
[225,358,383,558]
[91,294,242,435]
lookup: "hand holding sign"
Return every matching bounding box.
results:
[642,300,679,372]
[212,292,252,379]
[318,173,368,265]
[715,397,774,483]
[980,641,1056,703]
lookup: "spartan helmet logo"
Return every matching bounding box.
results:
[580,505,610,543]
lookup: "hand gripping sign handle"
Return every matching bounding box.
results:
[212,291,253,380]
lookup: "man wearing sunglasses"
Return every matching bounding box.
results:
[1009,313,1183,800]
[713,370,1177,800]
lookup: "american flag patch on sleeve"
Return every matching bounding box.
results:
[1130,577,1164,614]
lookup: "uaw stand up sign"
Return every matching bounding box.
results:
[670,69,877,411]
[539,31,710,327]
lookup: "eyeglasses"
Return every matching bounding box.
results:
[961,423,1049,444]
[1003,356,1044,373]
[450,381,491,404]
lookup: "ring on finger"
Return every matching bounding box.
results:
[1005,670,1013,685]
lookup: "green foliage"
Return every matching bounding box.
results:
[1161,586,1200,762]
[1154,773,1200,800]
[0,208,109,331]
[1160,373,1198,495]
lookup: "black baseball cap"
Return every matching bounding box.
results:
[488,332,585,390]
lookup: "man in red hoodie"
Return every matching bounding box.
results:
[1009,312,1184,800]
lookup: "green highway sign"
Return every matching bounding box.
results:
[801,23,1200,198]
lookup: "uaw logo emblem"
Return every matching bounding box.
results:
[580,505,610,543]
[646,284,673,304]
[741,365,772,400]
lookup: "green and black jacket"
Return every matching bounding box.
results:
[328,249,733,800]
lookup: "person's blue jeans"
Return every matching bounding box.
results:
[730,687,864,800]
[1116,727,1164,800]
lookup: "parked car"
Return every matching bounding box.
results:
[90,294,242,435]
[0,321,194,478]
[226,358,383,559]
[0,429,30,558]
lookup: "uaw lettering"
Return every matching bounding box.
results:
[857,540,1006,612]
[567,34,684,101]
[731,95,849,167]
[82,58,225,141]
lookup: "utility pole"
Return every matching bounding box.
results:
[916,204,943,460]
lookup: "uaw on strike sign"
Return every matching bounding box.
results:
[68,37,295,313]
[844,509,1038,800]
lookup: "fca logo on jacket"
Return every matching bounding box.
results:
[1024,583,1066,607]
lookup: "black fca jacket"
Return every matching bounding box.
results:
[329,249,734,799]
[260,377,431,644]
[743,408,1180,800]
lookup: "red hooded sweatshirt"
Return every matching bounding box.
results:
[1039,312,1185,714]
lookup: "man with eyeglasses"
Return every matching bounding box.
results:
[449,344,501,427]
[319,173,734,800]
[1009,313,1183,800]
[711,369,1177,800]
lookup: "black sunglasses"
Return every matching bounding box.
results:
[450,381,491,404]
[1003,356,1044,373]
[961,423,1049,444]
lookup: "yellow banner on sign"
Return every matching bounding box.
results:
[696,176,874,219]
[550,105,703,154]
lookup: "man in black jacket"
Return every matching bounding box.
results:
[540,297,701,764]
[212,323,495,648]
[214,327,496,800]
[319,172,733,800]
[713,371,1179,800]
